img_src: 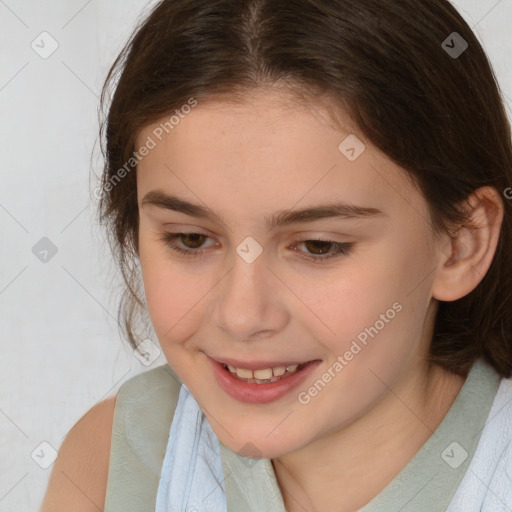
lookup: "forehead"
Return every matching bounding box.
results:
[135,90,428,228]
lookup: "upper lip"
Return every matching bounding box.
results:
[209,355,318,370]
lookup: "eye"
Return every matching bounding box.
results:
[159,232,216,257]
[291,238,353,262]
[158,232,353,263]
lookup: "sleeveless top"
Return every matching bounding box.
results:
[104,358,501,511]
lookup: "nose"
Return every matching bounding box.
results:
[211,250,290,342]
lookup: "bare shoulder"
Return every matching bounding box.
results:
[40,396,117,512]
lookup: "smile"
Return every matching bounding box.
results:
[221,362,308,383]
[209,356,322,403]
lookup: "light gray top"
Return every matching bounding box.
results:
[104,358,500,511]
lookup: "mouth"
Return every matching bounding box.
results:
[209,356,321,404]
[220,361,309,384]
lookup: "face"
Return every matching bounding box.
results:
[135,89,445,458]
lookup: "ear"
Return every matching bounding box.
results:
[432,186,504,302]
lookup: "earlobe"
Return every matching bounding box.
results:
[432,186,504,302]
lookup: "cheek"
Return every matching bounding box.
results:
[138,236,209,346]
[295,257,399,337]
[304,235,434,360]
[144,271,205,343]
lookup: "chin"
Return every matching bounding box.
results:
[213,424,309,460]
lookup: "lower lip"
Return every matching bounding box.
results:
[210,358,321,404]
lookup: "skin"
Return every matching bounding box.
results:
[41,397,115,511]
[135,88,504,512]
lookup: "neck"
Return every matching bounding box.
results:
[272,360,467,512]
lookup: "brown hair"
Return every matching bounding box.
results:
[97,0,512,378]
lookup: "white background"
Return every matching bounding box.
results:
[0,1,511,510]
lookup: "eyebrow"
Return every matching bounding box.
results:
[141,190,386,229]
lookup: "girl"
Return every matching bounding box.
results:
[42,0,512,511]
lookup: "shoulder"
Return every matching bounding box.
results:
[41,365,180,512]
[110,364,182,472]
[41,396,116,512]
[116,364,181,405]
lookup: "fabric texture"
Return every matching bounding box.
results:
[154,385,226,512]
[446,373,512,511]
[103,365,182,512]
[104,359,512,511]
[358,357,501,511]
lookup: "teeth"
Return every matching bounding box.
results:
[224,362,305,381]
[236,368,253,379]
[253,368,273,380]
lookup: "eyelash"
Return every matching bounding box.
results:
[158,232,353,263]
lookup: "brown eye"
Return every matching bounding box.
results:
[159,232,214,257]
[160,232,352,263]
[303,240,333,255]
[293,238,354,262]
[180,233,207,249]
